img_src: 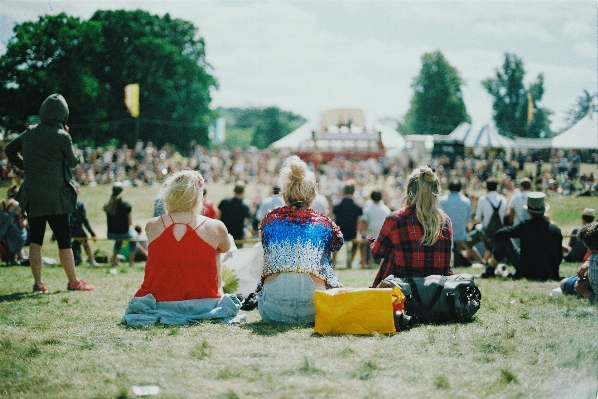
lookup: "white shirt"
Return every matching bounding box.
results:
[508,189,530,226]
[474,191,507,228]
[362,201,392,238]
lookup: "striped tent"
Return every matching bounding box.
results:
[448,122,516,148]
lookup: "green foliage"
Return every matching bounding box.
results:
[221,264,240,294]
[217,106,305,149]
[482,53,552,138]
[562,89,597,132]
[0,10,217,149]
[400,51,469,136]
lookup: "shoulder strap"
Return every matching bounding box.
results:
[490,199,502,211]
[194,217,209,231]
[160,214,168,228]
[406,276,448,311]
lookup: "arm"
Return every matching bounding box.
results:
[58,132,80,168]
[4,133,24,170]
[80,203,96,237]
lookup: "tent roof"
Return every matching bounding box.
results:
[551,111,598,149]
[448,122,516,148]
[269,121,405,150]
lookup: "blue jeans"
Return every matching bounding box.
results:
[257,273,325,325]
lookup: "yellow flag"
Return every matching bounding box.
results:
[526,92,534,126]
[124,83,140,118]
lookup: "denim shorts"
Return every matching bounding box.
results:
[562,275,578,296]
[257,273,325,325]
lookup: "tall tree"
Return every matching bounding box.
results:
[0,13,104,140]
[88,10,217,148]
[399,51,469,136]
[482,53,552,138]
[0,10,217,149]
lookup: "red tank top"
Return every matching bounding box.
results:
[134,216,220,301]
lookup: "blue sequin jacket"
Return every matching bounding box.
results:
[257,206,343,291]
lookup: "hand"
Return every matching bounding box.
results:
[366,236,375,243]
[577,263,589,279]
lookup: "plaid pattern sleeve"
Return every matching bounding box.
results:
[371,206,453,287]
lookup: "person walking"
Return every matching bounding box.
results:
[4,93,94,292]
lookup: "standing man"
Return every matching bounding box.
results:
[484,192,562,280]
[332,181,363,268]
[4,94,94,292]
[218,181,250,247]
[438,179,472,266]
[361,190,391,268]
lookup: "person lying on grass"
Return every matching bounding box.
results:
[560,221,598,303]
[123,170,244,326]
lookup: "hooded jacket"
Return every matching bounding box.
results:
[4,94,79,217]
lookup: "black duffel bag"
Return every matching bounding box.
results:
[377,274,482,324]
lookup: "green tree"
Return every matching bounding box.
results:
[251,107,287,149]
[482,53,552,138]
[563,89,597,131]
[0,13,104,140]
[0,10,217,149]
[399,51,469,136]
[88,10,217,148]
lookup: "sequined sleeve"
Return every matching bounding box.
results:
[257,207,343,291]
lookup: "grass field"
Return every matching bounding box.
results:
[1,169,597,399]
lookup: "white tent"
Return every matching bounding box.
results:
[551,111,598,149]
[269,120,317,149]
[448,122,516,148]
[269,121,405,150]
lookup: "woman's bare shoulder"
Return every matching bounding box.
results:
[145,216,165,241]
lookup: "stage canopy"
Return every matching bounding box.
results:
[551,111,598,149]
[448,122,516,148]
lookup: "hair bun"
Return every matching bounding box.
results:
[421,167,434,182]
[290,164,304,183]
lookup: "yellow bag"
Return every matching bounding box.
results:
[314,287,404,335]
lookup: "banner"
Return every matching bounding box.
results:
[124,83,140,118]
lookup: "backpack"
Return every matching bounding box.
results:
[377,274,482,324]
[483,199,503,240]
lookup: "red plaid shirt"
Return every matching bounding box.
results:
[371,206,453,287]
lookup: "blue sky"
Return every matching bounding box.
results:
[0,0,596,131]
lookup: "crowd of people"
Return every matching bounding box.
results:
[1,93,596,327]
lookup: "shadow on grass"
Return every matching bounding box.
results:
[0,291,60,303]
[239,321,312,336]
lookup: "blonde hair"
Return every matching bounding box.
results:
[404,166,444,246]
[278,155,316,208]
[161,170,204,213]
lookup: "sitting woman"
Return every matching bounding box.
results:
[123,170,244,326]
[371,165,453,287]
[258,155,343,325]
[0,184,28,265]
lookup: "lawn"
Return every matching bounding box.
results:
[0,178,597,399]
